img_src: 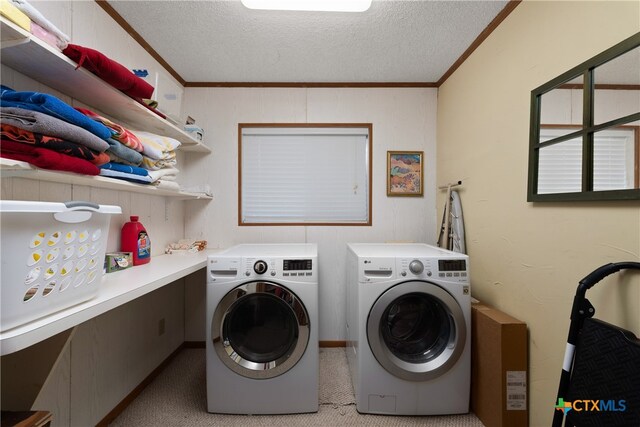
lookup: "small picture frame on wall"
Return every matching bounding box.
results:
[387,151,424,197]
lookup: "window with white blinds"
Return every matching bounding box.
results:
[537,127,635,194]
[239,125,371,225]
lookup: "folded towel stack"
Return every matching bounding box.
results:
[131,130,181,163]
[1,0,30,32]
[99,162,152,185]
[62,44,155,102]
[67,108,153,185]
[130,130,182,189]
[64,111,184,188]
[8,0,70,49]
[1,106,110,151]
[148,167,180,191]
[1,87,112,139]
[0,87,112,175]
[1,122,109,165]
[0,139,99,175]
[61,43,166,119]
[75,108,144,152]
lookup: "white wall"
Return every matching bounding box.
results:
[182,87,438,340]
[436,1,640,426]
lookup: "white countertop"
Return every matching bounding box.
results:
[0,250,221,355]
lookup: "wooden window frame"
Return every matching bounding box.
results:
[238,123,373,226]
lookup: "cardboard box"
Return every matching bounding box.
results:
[471,302,528,427]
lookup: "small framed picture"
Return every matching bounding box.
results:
[387,151,424,197]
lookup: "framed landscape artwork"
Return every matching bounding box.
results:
[387,151,424,197]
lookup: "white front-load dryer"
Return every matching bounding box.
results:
[206,243,318,414]
[346,243,471,415]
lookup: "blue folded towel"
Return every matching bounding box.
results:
[100,162,149,177]
[99,167,153,185]
[0,88,113,140]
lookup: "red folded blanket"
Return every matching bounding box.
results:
[1,123,109,165]
[0,139,99,175]
[62,44,154,99]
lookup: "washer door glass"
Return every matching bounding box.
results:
[225,293,297,363]
[367,281,466,381]
[212,281,310,379]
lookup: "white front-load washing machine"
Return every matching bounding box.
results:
[346,243,471,415]
[206,243,318,414]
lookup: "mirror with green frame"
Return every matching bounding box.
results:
[528,32,640,202]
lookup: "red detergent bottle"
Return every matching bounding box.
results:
[121,216,151,265]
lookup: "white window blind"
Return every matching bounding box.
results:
[593,132,635,191]
[537,128,634,194]
[538,135,583,194]
[240,126,370,224]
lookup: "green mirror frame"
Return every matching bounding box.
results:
[528,32,640,202]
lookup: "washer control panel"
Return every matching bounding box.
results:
[209,256,316,282]
[281,258,314,279]
[242,257,315,281]
[397,257,469,284]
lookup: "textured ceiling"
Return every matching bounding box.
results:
[107,0,509,84]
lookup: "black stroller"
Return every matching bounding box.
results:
[552,262,640,427]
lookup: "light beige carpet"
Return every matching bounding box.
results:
[110,348,485,426]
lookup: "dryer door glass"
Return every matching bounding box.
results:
[367,281,467,381]
[212,281,310,379]
[380,292,451,364]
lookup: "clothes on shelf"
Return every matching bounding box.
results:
[1,0,31,32]
[0,82,186,191]
[0,87,112,140]
[148,167,180,189]
[141,154,177,171]
[8,0,70,49]
[99,162,152,185]
[130,130,181,160]
[29,21,61,50]
[76,108,144,152]
[0,107,110,152]
[1,123,109,165]
[130,131,181,187]
[105,138,143,166]
[146,167,179,182]
[62,44,154,100]
[0,138,99,175]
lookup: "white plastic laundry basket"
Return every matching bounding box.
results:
[0,201,121,332]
